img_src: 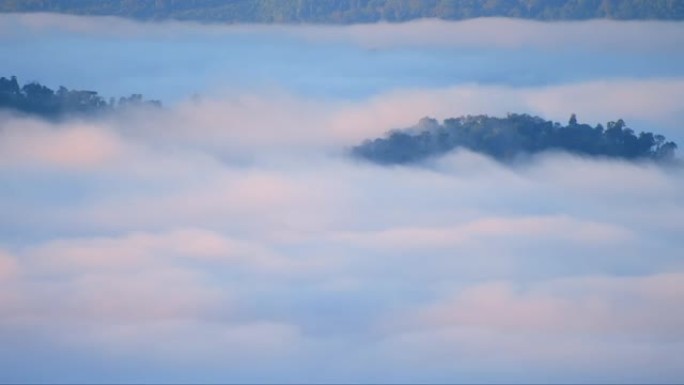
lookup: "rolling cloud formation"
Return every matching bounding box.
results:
[0,14,683,383]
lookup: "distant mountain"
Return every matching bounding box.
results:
[352,114,678,164]
[1,0,683,23]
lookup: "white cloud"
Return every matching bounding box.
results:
[325,79,684,144]
[4,14,684,53]
[0,250,18,279]
[410,273,684,336]
[331,215,632,251]
[1,14,684,383]
[367,273,684,382]
[0,118,125,170]
[315,18,684,51]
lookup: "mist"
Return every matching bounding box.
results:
[2,13,684,103]
[1,13,684,383]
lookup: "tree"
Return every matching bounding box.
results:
[0,75,161,119]
[352,114,677,164]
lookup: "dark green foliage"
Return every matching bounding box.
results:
[0,75,161,119]
[1,0,683,23]
[352,113,678,164]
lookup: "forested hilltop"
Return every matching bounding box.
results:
[1,0,683,23]
[353,114,678,164]
[0,76,160,119]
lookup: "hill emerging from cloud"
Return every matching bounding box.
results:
[353,114,679,164]
[0,75,160,120]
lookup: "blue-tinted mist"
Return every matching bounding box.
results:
[2,25,684,103]
[1,16,684,384]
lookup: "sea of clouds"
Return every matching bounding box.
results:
[0,13,683,383]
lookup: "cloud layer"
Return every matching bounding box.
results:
[2,98,683,383]
[1,13,684,384]
[3,13,684,103]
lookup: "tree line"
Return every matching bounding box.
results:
[0,75,160,119]
[353,113,678,164]
[1,0,683,23]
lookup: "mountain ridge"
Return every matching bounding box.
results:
[1,0,683,24]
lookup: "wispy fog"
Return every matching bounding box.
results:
[1,13,683,383]
[2,14,684,102]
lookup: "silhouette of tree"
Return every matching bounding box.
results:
[353,113,678,164]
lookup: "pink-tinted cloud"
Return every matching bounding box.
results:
[331,215,632,251]
[0,15,683,381]
[412,273,684,336]
[0,119,125,170]
[325,79,684,144]
[5,14,684,53]
[0,250,18,279]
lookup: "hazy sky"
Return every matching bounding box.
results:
[1,14,683,384]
